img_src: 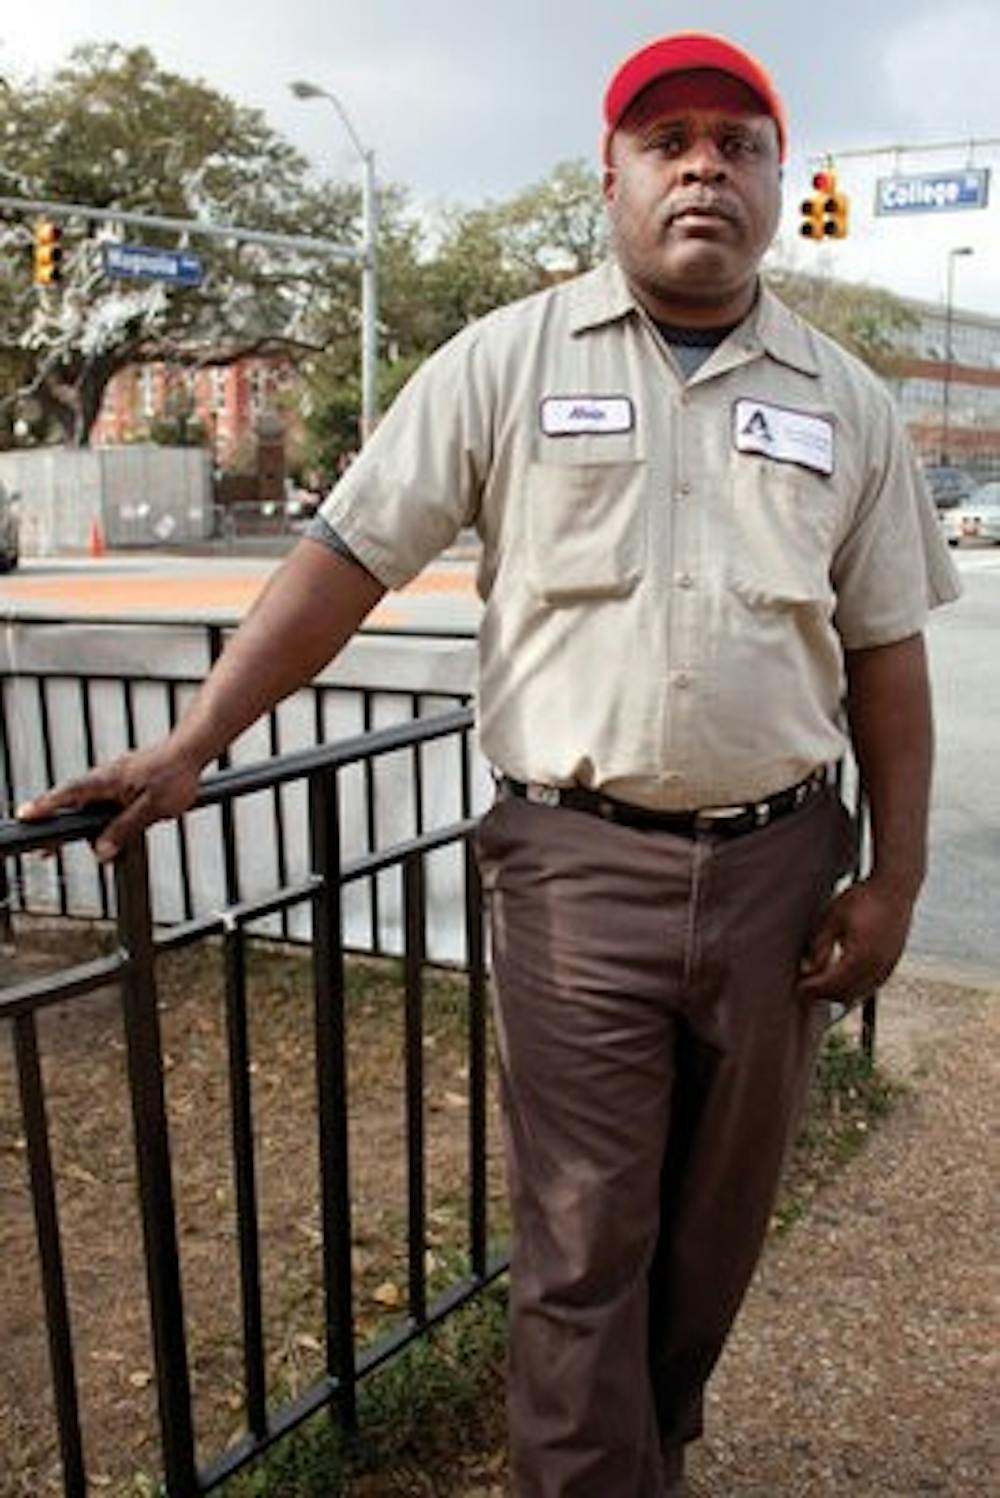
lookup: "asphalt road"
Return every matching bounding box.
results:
[910,545,1000,975]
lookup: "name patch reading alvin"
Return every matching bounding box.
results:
[541,395,634,436]
[733,399,834,476]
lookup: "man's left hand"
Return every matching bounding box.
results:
[797,878,916,1004]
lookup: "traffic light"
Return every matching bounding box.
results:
[823,182,849,239]
[33,220,63,285]
[799,187,825,239]
[799,170,850,240]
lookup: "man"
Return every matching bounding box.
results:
[20,32,959,1497]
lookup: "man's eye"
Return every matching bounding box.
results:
[722,134,759,159]
[648,132,686,156]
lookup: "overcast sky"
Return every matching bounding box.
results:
[3,0,1000,314]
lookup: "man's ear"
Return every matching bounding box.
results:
[601,128,617,202]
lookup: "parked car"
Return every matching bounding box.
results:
[940,481,1000,546]
[0,482,19,572]
[922,464,974,512]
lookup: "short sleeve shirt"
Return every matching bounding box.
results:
[319,259,960,810]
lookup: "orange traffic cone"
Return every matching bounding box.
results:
[88,518,106,558]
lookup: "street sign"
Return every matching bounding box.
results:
[875,169,990,216]
[102,242,204,286]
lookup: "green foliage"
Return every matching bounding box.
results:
[767,267,917,370]
[0,44,353,446]
[300,160,605,475]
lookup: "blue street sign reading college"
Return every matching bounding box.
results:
[875,169,991,216]
[102,242,204,286]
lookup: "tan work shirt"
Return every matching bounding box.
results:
[320,259,959,810]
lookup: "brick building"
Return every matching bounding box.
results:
[91,355,302,472]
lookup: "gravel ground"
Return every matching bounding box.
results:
[450,966,998,1497]
[688,966,999,1497]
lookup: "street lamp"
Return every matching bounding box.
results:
[941,246,973,465]
[290,79,378,447]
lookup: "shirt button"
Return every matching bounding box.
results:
[673,671,692,689]
[676,572,695,589]
[675,482,692,499]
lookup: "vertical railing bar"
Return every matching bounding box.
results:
[0,676,17,940]
[308,767,357,1430]
[403,853,428,1325]
[37,676,68,917]
[208,625,243,961]
[123,677,138,751]
[114,839,198,1494]
[362,691,380,955]
[223,923,269,1437]
[13,1012,87,1497]
[79,677,113,921]
[168,682,195,923]
[313,683,324,748]
[853,779,878,1060]
[411,693,425,841]
[267,709,290,942]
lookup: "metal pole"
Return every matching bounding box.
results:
[942,257,955,464]
[289,82,379,447]
[942,246,973,465]
[360,147,379,445]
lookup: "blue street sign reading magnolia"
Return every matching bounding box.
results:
[102,242,204,286]
[875,169,991,216]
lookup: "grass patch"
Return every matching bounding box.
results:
[220,1285,509,1497]
[771,1027,902,1235]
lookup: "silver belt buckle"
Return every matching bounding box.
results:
[694,803,745,833]
[525,782,561,808]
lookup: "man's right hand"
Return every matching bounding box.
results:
[16,736,205,863]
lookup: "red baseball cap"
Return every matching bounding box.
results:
[603,32,787,161]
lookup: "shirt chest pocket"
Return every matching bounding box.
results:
[525,453,647,603]
[729,457,841,608]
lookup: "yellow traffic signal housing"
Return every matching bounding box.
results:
[800,169,849,240]
[799,192,825,239]
[823,189,849,239]
[33,220,64,285]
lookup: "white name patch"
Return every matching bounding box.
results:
[541,395,634,437]
[733,400,834,476]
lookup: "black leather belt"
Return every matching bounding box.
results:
[497,767,829,840]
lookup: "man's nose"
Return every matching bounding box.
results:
[680,138,728,184]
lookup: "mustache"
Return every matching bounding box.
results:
[661,193,742,226]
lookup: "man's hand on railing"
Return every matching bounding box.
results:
[16,737,205,863]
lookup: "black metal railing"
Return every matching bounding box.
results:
[1,705,506,1497]
[0,615,479,952]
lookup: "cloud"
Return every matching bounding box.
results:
[883,4,1000,137]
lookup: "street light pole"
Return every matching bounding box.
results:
[290,80,378,446]
[941,245,973,465]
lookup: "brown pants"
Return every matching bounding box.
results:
[477,787,855,1498]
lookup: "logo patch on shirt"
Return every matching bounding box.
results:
[733,400,834,475]
[541,395,634,437]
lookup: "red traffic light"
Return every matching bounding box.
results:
[812,170,837,194]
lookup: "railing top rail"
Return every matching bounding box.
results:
[0,610,479,641]
[0,703,477,857]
